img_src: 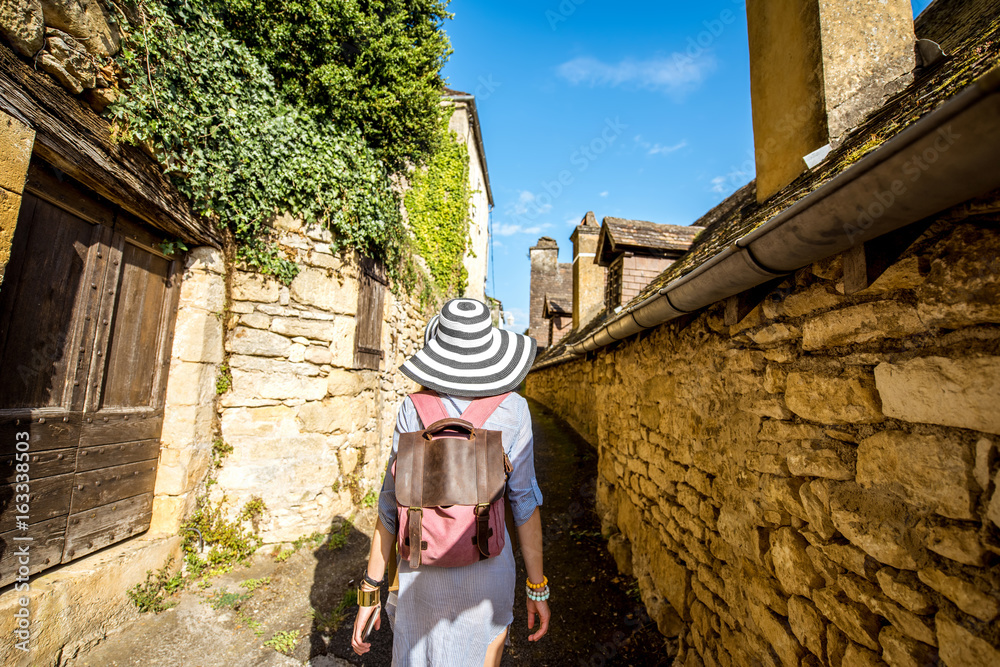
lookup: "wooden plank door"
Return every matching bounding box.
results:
[0,160,181,584]
[353,256,387,371]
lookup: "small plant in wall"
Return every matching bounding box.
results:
[263,629,300,655]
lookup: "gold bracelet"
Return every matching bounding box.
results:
[526,576,548,590]
[357,586,381,607]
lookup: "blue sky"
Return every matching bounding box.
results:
[441,0,935,331]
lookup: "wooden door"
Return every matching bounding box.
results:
[353,256,387,370]
[0,160,181,585]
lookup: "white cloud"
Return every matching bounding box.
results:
[508,190,553,217]
[599,191,609,198]
[647,140,688,156]
[710,176,728,194]
[494,222,546,237]
[556,54,714,93]
[503,308,528,332]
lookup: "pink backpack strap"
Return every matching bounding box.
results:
[409,390,449,427]
[460,393,510,429]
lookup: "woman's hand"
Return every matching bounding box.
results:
[526,598,550,641]
[351,604,381,655]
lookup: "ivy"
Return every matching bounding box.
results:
[108,0,410,283]
[405,117,473,297]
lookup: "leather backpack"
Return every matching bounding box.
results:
[392,390,511,568]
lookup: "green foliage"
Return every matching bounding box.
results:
[272,531,325,562]
[327,516,354,551]
[214,363,231,395]
[405,118,473,297]
[361,488,378,508]
[211,437,233,468]
[128,557,185,613]
[240,576,270,593]
[205,0,452,168]
[158,239,189,257]
[182,495,266,577]
[209,586,251,609]
[311,588,357,632]
[264,629,300,655]
[110,0,409,283]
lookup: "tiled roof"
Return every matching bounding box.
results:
[541,264,574,320]
[534,0,1000,368]
[596,218,704,265]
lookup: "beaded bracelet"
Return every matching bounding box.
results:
[526,585,550,602]
[526,576,548,590]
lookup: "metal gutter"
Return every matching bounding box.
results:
[444,94,494,207]
[559,65,1000,358]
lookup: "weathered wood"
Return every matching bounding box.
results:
[0,45,219,247]
[76,439,160,472]
[70,459,158,513]
[62,492,153,562]
[0,415,81,454]
[354,257,386,370]
[0,447,77,480]
[724,277,787,326]
[78,412,163,446]
[24,160,116,229]
[843,219,933,295]
[0,515,65,587]
[0,472,73,532]
[0,196,96,409]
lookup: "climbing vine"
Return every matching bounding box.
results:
[405,118,473,297]
[107,0,411,283]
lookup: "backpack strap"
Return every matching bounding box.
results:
[460,392,510,428]
[409,390,449,427]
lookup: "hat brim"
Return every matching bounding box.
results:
[400,329,538,397]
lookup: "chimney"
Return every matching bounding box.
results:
[571,212,605,330]
[528,237,559,346]
[746,0,916,202]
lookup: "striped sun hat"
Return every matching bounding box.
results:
[400,298,538,397]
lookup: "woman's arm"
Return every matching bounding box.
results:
[516,507,550,641]
[351,517,394,655]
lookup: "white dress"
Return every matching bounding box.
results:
[377,392,543,666]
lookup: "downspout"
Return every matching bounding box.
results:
[563,66,1000,358]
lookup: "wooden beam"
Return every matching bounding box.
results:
[724,277,786,326]
[843,219,933,295]
[0,46,220,247]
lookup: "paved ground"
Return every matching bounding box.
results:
[72,398,674,666]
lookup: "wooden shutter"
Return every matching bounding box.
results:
[353,256,387,370]
[0,160,181,585]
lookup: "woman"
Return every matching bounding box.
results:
[352,298,551,666]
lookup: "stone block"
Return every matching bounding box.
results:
[874,356,1000,435]
[786,371,883,424]
[787,442,855,480]
[864,257,926,294]
[974,438,993,492]
[921,521,988,566]
[812,588,881,651]
[752,604,804,667]
[271,317,341,342]
[842,642,885,667]
[787,595,825,659]
[827,624,848,667]
[839,573,936,646]
[771,528,824,597]
[171,307,224,364]
[876,568,934,615]
[329,318,358,368]
[178,269,225,313]
[240,312,271,330]
[916,225,1000,329]
[857,430,975,520]
[989,474,1000,528]
[829,487,921,570]
[229,369,327,402]
[0,111,35,194]
[290,267,358,314]
[917,567,999,622]
[306,346,333,365]
[185,246,225,274]
[163,360,216,408]
[297,397,369,435]
[935,612,1000,667]
[802,302,924,351]
[780,283,842,318]
[160,402,214,449]
[799,480,837,540]
[750,324,801,347]
[227,327,292,358]
[0,0,44,58]
[40,0,121,57]
[232,272,280,303]
[149,493,193,535]
[879,625,937,667]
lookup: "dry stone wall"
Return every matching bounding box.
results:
[527,206,1000,667]
[214,219,424,544]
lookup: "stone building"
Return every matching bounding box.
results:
[528,0,1000,665]
[527,236,572,348]
[542,292,573,348]
[444,88,493,302]
[0,6,490,664]
[595,217,703,312]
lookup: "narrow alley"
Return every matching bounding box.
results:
[68,398,670,667]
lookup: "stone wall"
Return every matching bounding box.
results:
[213,218,424,544]
[527,205,1000,666]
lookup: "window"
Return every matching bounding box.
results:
[353,256,387,370]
